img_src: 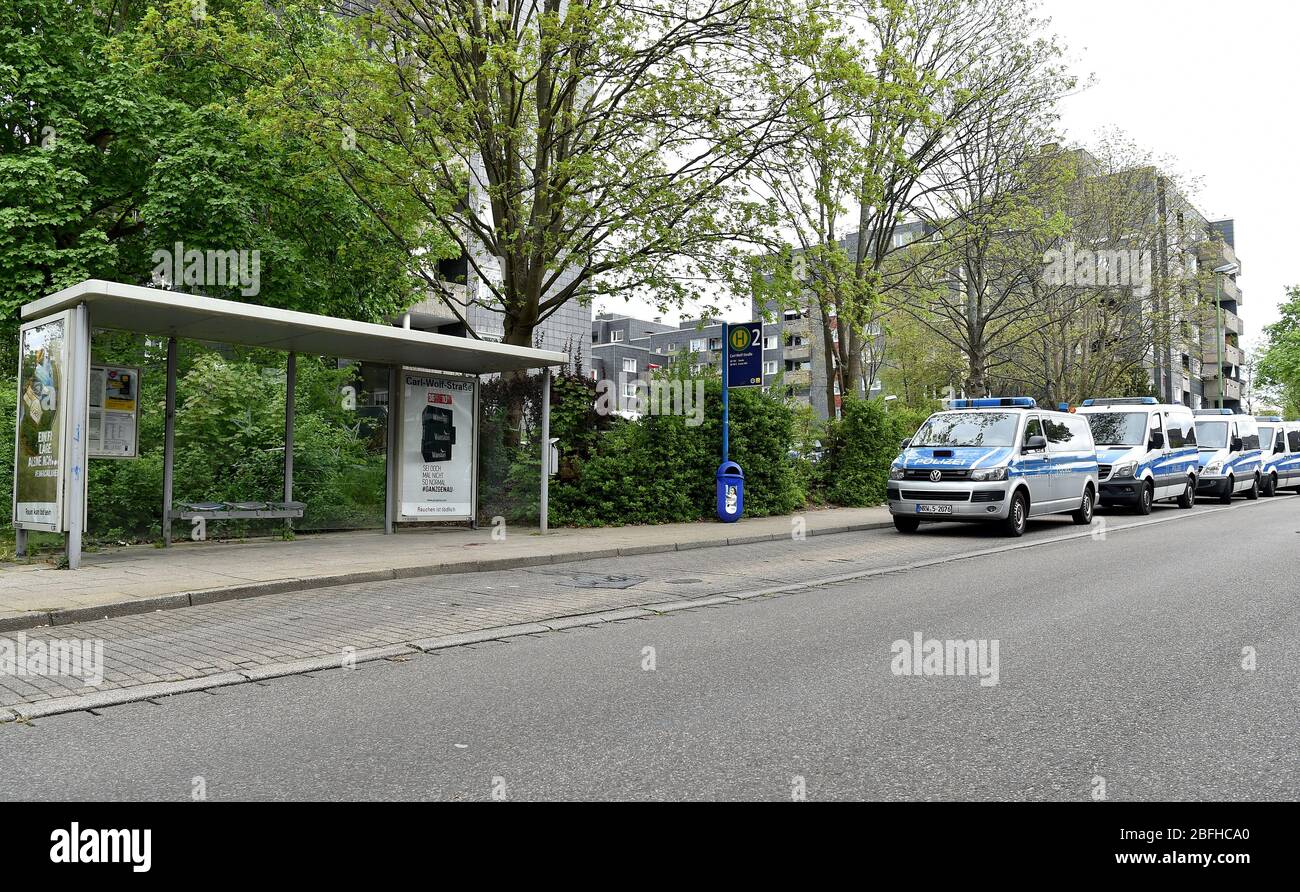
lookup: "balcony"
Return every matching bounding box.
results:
[1221,307,1241,335]
[783,342,812,362]
[1197,238,1240,276]
[783,318,811,338]
[1219,276,1241,304]
[1203,376,1243,404]
[397,281,472,327]
[1201,343,1244,368]
[784,369,811,389]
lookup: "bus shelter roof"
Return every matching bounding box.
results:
[23,279,568,374]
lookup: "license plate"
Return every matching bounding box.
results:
[916,504,953,515]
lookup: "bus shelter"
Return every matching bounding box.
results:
[13,279,567,568]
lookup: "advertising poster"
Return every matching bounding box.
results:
[89,364,140,458]
[399,370,476,519]
[13,314,71,531]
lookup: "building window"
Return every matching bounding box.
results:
[763,361,778,375]
[622,383,638,399]
[611,330,624,342]
[708,337,722,351]
[763,335,778,350]
[622,358,637,373]
[689,338,705,353]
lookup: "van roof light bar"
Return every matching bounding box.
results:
[1080,397,1159,407]
[944,397,1036,409]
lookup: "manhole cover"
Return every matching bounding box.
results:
[559,573,646,589]
[665,578,704,584]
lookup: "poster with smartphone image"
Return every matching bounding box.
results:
[88,364,140,458]
[399,370,477,520]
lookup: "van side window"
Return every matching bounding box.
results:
[1242,428,1260,450]
[1042,417,1074,451]
[1185,421,1197,446]
[1290,430,1300,452]
[1065,415,1092,447]
[1276,431,1286,453]
[1165,414,1184,449]
[1023,416,1043,446]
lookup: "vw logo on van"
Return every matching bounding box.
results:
[929,470,943,482]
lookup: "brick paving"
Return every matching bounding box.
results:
[0,516,1100,711]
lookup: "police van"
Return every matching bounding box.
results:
[888,397,1098,537]
[1073,397,1199,513]
[1255,415,1300,496]
[1192,409,1262,502]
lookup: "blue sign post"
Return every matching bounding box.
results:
[718,321,762,522]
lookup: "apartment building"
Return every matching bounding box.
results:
[1193,220,1244,411]
[589,308,846,417]
[588,313,781,408]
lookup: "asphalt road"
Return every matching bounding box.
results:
[1,495,1296,801]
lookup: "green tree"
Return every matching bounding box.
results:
[235,0,807,351]
[1257,286,1300,417]
[0,0,421,356]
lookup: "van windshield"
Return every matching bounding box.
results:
[1194,421,1229,449]
[911,412,1018,447]
[1085,412,1146,446]
[1258,425,1275,450]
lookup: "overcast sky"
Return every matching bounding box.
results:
[596,0,1297,345]
[1046,0,1298,346]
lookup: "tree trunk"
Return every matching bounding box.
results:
[846,326,864,400]
[501,315,537,448]
[966,345,987,398]
[818,300,840,420]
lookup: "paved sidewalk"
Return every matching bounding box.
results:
[0,506,891,631]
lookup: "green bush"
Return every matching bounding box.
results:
[549,375,803,526]
[817,399,928,507]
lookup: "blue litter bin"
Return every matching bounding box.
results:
[716,461,744,522]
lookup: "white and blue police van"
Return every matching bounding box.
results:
[888,397,1099,537]
[1073,397,1199,513]
[1192,409,1263,502]
[1255,415,1300,496]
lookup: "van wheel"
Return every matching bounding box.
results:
[1176,478,1194,509]
[1071,487,1095,525]
[1262,473,1277,497]
[1219,476,1234,504]
[893,515,921,533]
[1245,475,1260,500]
[1135,481,1154,515]
[1004,491,1028,537]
